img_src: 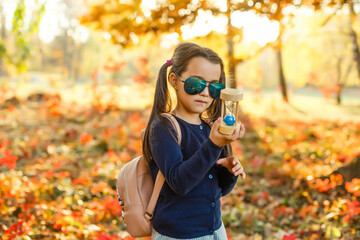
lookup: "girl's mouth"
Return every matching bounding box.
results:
[195,100,207,104]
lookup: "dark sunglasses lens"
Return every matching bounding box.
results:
[184,78,206,95]
[209,83,225,99]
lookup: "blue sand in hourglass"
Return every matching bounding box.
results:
[224,114,235,126]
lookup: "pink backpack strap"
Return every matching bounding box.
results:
[161,113,182,144]
[145,113,181,220]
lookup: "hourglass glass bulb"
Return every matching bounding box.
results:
[224,112,235,126]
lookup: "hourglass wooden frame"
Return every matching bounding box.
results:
[219,88,243,135]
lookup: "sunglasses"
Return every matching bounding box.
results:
[173,72,225,99]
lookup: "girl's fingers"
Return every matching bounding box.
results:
[233,161,245,175]
[232,162,242,173]
[212,117,222,131]
[218,156,245,177]
[235,123,245,140]
[216,157,226,165]
[217,156,234,165]
[233,122,244,140]
[234,167,246,178]
[239,123,246,138]
[225,127,240,141]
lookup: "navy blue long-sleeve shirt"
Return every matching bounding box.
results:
[148,115,238,238]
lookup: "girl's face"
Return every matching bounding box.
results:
[171,57,221,116]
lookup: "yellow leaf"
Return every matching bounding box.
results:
[325,226,341,238]
[65,196,73,205]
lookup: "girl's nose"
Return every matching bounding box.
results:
[199,85,210,97]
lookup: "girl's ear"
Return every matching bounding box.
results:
[169,72,178,90]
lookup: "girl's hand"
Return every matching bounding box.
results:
[216,156,246,179]
[209,117,246,147]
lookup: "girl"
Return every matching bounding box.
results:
[142,42,246,240]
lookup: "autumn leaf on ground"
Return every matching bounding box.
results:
[313,178,332,192]
[249,156,264,170]
[0,138,12,149]
[325,226,341,238]
[343,199,360,223]
[283,233,296,240]
[3,220,26,239]
[80,132,94,144]
[273,206,295,217]
[299,204,317,219]
[72,176,92,186]
[90,181,112,194]
[1,93,360,239]
[41,170,55,178]
[120,151,132,163]
[104,196,122,217]
[56,171,70,179]
[0,148,18,169]
[313,174,343,192]
[345,178,360,196]
[96,233,112,240]
[128,111,146,133]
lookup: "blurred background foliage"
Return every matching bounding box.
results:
[0,0,359,104]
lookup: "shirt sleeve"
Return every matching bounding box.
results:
[218,166,238,196]
[150,118,223,196]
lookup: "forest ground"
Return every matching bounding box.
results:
[0,84,359,239]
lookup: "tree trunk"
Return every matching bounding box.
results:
[73,43,80,81]
[276,23,288,103]
[227,38,236,88]
[226,0,236,88]
[276,47,288,102]
[335,56,342,105]
[349,0,360,84]
[336,83,342,105]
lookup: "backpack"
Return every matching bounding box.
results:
[116,113,181,237]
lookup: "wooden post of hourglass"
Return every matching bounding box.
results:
[219,88,243,135]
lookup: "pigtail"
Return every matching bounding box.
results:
[142,63,173,162]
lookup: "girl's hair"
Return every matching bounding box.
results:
[143,42,232,162]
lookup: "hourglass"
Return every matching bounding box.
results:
[219,88,243,135]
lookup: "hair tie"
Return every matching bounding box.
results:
[166,60,173,67]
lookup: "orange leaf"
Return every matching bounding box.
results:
[72,176,92,186]
[41,170,55,178]
[313,178,332,192]
[313,175,343,192]
[96,233,113,240]
[0,148,18,169]
[299,205,316,219]
[346,199,360,219]
[90,181,110,194]
[129,112,141,122]
[336,153,349,163]
[120,152,132,163]
[346,178,360,196]
[330,174,343,186]
[80,132,93,145]
[7,105,15,112]
[0,138,11,149]
[104,196,122,217]
[273,206,295,217]
[124,236,136,240]
[56,171,70,179]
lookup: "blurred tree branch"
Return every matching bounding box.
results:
[80,0,359,96]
